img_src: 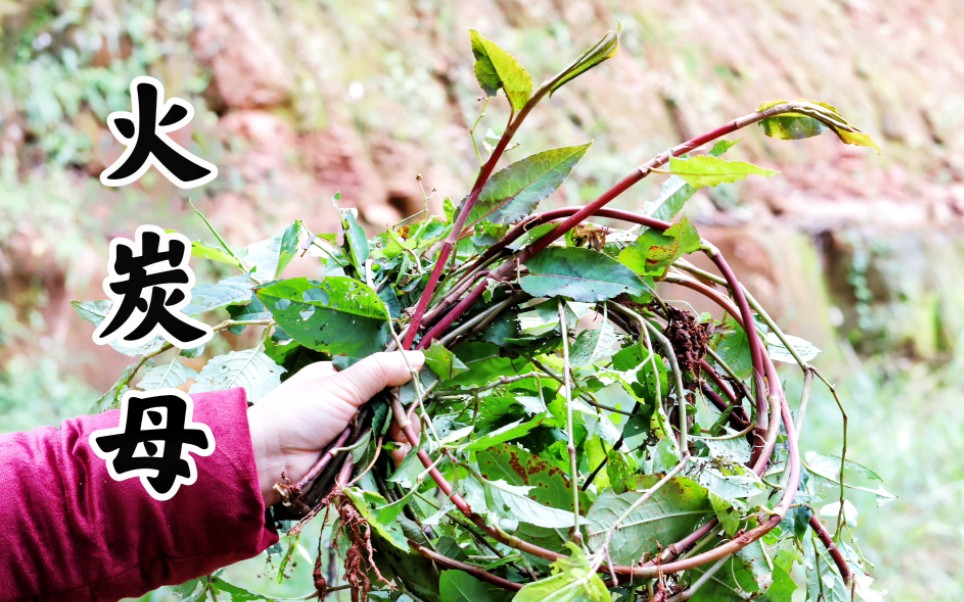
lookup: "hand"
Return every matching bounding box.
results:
[247,351,424,506]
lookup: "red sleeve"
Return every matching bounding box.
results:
[0,388,279,601]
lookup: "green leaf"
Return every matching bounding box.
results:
[70,299,166,357]
[463,416,544,451]
[513,543,609,601]
[757,98,881,153]
[191,241,244,270]
[708,491,742,537]
[439,570,512,602]
[423,341,469,380]
[469,30,534,110]
[766,332,821,363]
[688,541,773,601]
[137,360,197,391]
[547,27,620,97]
[342,487,408,551]
[669,155,778,189]
[474,476,576,529]
[586,476,713,565]
[190,348,285,403]
[476,443,579,514]
[447,343,533,389]
[339,207,370,271]
[618,216,701,278]
[468,144,591,226]
[804,451,895,506]
[182,277,254,315]
[607,450,634,494]
[209,577,277,601]
[521,247,647,302]
[244,222,303,280]
[713,321,754,380]
[649,176,697,222]
[570,318,621,367]
[93,362,137,411]
[257,277,391,358]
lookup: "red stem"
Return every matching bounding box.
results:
[410,541,523,591]
[395,102,850,581]
[809,513,854,582]
[403,93,548,349]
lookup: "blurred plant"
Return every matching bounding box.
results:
[0,0,207,167]
[73,26,886,602]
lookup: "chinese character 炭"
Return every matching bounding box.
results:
[93,225,213,349]
[100,76,217,189]
[90,390,215,501]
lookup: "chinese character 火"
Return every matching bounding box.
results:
[100,76,217,189]
[89,390,215,501]
[93,225,212,349]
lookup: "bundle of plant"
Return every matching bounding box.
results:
[79,28,888,602]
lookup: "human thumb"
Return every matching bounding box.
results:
[325,351,425,408]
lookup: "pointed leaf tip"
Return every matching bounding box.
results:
[548,26,621,97]
[669,155,778,188]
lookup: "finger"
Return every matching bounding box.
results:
[388,404,421,445]
[284,361,337,384]
[325,351,425,409]
[389,442,411,468]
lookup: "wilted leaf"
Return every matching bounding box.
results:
[618,216,701,278]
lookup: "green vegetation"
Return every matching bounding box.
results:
[1,3,958,601]
[73,29,887,601]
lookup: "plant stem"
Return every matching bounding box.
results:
[410,541,522,591]
[402,87,548,349]
[557,300,582,545]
